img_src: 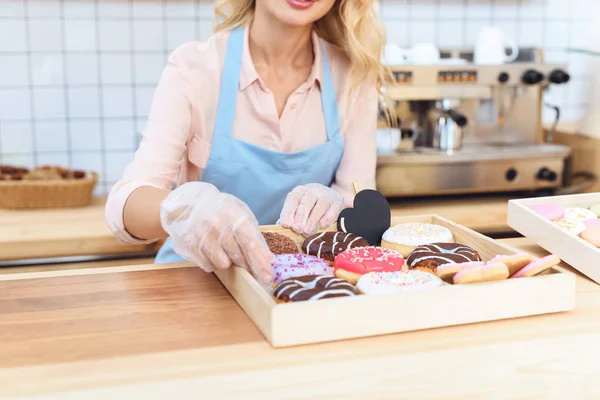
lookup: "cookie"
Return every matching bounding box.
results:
[488,252,533,276]
[262,232,299,255]
[436,261,485,283]
[581,226,600,247]
[510,255,560,278]
[531,204,564,220]
[453,262,509,284]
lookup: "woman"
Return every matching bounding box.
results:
[105,0,390,283]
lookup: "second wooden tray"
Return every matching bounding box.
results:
[215,214,575,347]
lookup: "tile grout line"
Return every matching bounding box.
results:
[94,0,108,195]
[59,0,73,168]
[23,0,39,167]
[129,0,138,151]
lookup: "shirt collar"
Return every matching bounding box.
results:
[239,28,323,92]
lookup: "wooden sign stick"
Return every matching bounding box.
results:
[351,181,362,197]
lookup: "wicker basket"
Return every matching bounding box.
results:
[0,172,98,209]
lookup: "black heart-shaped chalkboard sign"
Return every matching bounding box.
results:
[337,189,391,245]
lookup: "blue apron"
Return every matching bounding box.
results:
[155,28,344,263]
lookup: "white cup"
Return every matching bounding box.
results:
[405,43,440,65]
[383,43,407,65]
[474,27,519,64]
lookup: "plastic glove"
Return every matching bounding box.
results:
[160,182,273,283]
[279,183,345,236]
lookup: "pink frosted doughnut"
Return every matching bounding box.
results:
[271,254,332,283]
[510,255,561,278]
[531,204,564,220]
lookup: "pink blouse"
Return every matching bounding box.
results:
[106,28,379,244]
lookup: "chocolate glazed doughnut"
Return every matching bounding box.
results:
[301,231,368,264]
[407,242,481,274]
[274,275,359,302]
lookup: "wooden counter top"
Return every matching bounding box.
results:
[0,197,161,262]
[0,238,598,398]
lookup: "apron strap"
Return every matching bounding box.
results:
[319,42,341,141]
[213,27,341,142]
[213,28,245,141]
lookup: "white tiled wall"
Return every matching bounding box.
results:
[0,0,594,195]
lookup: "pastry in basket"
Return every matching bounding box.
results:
[453,262,509,284]
[564,207,597,223]
[553,218,586,236]
[301,231,368,265]
[273,275,358,302]
[0,165,29,180]
[406,243,481,275]
[381,223,454,257]
[333,246,405,284]
[356,270,443,295]
[488,253,533,276]
[262,232,299,255]
[22,169,64,181]
[271,253,332,284]
[531,204,564,220]
[510,255,560,278]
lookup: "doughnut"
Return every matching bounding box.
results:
[531,204,564,220]
[581,226,600,247]
[453,262,509,284]
[589,204,600,217]
[381,223,453,257]
[510,255,561,278]
[262,232,299,255]
[333,246,405,284]
[553,218,586,236]
[564,207,597,222]
[271,254,332,284]
[301,231,368,265]
[488,252,533,276]
[273,275,358,302]
[356,270,444,295]
[406,243,481,274]
[436,261,484,283]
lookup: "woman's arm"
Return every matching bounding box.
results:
[105,44,197,243]
[331,86,379,205]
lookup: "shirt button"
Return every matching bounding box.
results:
[290,103,297,110]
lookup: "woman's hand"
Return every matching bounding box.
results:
[160,182,274,283]
[279,183,345,236]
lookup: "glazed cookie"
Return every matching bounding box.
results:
[271,254,332,284]
[582,226,600,247]
[273,275,359,302]
[406,243,482,274]
[510,255,561,278]
[436,261,485,283]
[333,246,405,284]
[488,252,533,276]
[453,262,510,284]
[553,218,586,236]
[564,207,597,222]
[381,223,454,257]
[301,232,368,265]
[262,232,299,255]
[531,204,564,220]
[356,270,444,295]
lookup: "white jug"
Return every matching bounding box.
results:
[474,27,519,64]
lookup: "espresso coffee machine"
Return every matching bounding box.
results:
[376,48,572,197]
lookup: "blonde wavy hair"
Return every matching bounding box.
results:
[214,0,394,123]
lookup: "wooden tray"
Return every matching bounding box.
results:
[215,215,575,347]
[508,193,600,285]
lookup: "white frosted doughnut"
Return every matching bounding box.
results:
[382,223,453,246]
[356,270,444,295]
